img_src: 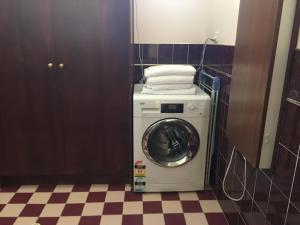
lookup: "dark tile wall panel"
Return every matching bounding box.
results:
[131,44,234,84]
[267,184,289,225]
[272,145,297,197]
[253,170,271,215]
[157,44,173,64]
[286,204,300,225]
[142,44,158,64]
[291,160,300,210]
[279,101,300,155]
[189,44,203,64]
[205,45,235,65]
[250,203,267,225]
[211,49,300,225]
[287,51,300,102]
[173,44,188,64]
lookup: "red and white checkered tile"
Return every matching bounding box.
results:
[0,184,228,225]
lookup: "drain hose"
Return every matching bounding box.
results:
[222,146,247,201]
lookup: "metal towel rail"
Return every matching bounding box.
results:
[199,70,220,186]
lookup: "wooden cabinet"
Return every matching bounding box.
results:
[227,0,283,167]
[0,0,131,181]
[0,0,64,175]
[54,0,131,175]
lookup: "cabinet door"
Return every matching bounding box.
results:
[227,0,283,167]
[52,0,131,179]
[0,0,64,175]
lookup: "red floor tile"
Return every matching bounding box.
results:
[19,204,44,217]
[103,202,123,214]
[87,192,106,202]
[122,215,143,225]
[36,185,56,192]
[197,191,216,200]
[108,184,126,191]
[48,193,70,203]
[72,185,91,192]
[164,213,186,225]
[61,204,84,216]
[0,204,5,212]
[79,216,101,225]
[143,201,163,214]
[181,201,202,213]
[124,191,143,201]
[9,193,32,204]
[161,192,180,201]
[36,217,59,225]
[206,213,228,225]
[0,217,16,225]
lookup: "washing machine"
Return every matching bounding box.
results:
[133,84,211,192]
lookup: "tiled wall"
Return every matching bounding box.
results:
[210,50,300,225]
[132,44,234,83]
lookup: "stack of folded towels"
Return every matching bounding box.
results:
[142,65,197,95]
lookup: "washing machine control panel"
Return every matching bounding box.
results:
[135,100,208,117]
[161,104,184,113]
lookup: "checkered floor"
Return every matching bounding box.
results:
[0,184,228,225]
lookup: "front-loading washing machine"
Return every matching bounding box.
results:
[133,84,211,192]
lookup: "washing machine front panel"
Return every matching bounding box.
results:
[142,118,200,167]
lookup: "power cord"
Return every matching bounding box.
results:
[222,146,247,201]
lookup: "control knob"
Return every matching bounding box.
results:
[188,104,196,111]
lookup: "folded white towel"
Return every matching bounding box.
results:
[146,75,195,85]
[144,84,193,91]
[142,86,196,95]
[144,65,196,78]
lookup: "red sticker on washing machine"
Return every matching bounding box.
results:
[134,160,146,177]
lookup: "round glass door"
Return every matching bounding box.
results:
[142,118,200,167]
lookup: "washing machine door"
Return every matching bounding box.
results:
[142,118,200,167]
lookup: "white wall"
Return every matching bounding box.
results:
[134,0,240,45]
[206,0,240,45]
